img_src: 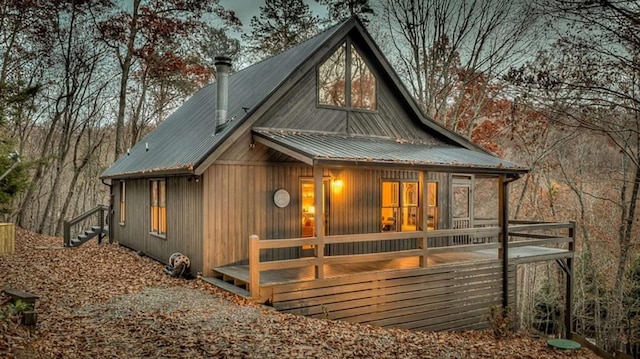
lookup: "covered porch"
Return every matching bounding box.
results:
[205,220,575,300]
[204,221,574,332]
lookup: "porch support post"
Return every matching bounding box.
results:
[498,174,509,308]
[249,234,260,298]
[419,171,428,267]
[565,221,575,339]
[313,165,324,279]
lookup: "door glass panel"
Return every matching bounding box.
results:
[301,180,315,237]
[402,182,418,231]
[453,186,470,218]
[427,182,438,230]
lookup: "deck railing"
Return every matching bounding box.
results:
[247,220,575,297]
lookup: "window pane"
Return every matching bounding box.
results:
[159,180,166,234]
[318,43,346,107]
[427,182,438,230]
[453,186,470,218]
[120,182,126,223]
[381,181,399,232]
[350,45,376,110]
[403,182,418,206]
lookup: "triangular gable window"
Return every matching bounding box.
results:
[318,42,377,110]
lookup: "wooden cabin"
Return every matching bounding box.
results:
[101,17,574,334]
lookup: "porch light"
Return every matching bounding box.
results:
[333,177,343,188]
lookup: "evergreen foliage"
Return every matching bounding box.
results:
[243,0,319,60]
[315,0,374,23]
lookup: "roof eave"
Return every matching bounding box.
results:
[312,158,529,175]
[99,167,195,180]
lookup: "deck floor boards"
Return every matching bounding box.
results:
[211,245,570,287]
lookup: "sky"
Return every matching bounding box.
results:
[218,0,328,36]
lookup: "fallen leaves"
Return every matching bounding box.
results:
[0,227,599,358]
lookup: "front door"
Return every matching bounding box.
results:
[300,178,330,256]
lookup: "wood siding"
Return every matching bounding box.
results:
[202,157,452,274]
[112,177,204,273]
[255,44,446,144]
[270,261,516,332]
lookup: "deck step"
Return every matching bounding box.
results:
[201,277,251,298]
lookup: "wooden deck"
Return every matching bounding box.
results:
[203,221,574,333]
[205,245,571,290]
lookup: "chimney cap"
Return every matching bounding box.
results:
[214,56,232,67]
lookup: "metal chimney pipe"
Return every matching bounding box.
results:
[214,56,232,132]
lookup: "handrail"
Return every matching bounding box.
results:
[246,220,576,298]
[63,204,109,247]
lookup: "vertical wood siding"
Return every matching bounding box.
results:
[255,41,446,145]
[202,160,449,272]
[112,177,203,273]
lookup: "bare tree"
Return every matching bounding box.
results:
[379,0,538,137]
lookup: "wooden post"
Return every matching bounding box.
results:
[498,175,509,308]
[249,234,260,298]
[419,171,428,267]
[314,166,324,279]
[0,223,15,255]
[63,221,71,247]
[565,221,575,339]
[98,206,105,244]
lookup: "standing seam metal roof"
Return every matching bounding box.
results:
[253,129,528,173]
[100,19,350,179]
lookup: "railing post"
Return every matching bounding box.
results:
[63,221,71,247]
[249,234,260,298]
[98,207,105,244]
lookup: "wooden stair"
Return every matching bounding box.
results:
[203,268,252,298]
[63,205,109,247]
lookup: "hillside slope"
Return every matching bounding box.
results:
[0,228,595,358]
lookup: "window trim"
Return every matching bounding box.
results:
[149,179,167,238]
[316,39,378,112]
[381,180,420,232]
[119,181,126,226]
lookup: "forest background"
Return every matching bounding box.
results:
[0,0,639,357]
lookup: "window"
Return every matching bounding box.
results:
[119,181,126,225]
[150,179,166,236]
[350,45,376,109]
[318,43,346,107]
[381,181,419,232]
[318,42,376,110]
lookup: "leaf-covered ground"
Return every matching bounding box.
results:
[1,228,598,358]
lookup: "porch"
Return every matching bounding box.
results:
[205,221,574,300]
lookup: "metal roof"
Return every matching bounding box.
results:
[101,16,528,179]
[100,19,350,179]
[252,129,528,174]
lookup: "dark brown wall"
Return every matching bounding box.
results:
[255,43,446,144]
[112,177,203,273]
[202,157,447,272]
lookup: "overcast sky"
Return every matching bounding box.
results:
[219,0,328,36]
